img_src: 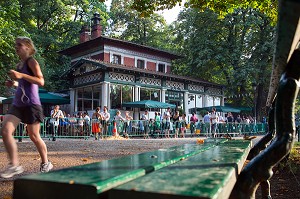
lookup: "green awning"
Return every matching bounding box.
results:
[2,88,70,105]
[189,105,241,113]
[122,100,176,109]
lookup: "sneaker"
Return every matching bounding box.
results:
[1,165,24,179]
[40,161,53,173]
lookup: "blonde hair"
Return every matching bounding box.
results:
[16,36,36,56]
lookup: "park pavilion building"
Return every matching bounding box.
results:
[59,13,224,119]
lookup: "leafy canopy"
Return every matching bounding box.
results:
[129,0,278,23]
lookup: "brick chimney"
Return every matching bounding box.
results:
[79,25,90,43]
[91,12,102,39]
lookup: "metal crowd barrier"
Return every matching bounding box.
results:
[0,115,268,140]
[105,121,268,138]
[202,122,268,137]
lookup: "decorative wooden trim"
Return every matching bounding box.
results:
[109,72,135,83]
[74,73,102,86]
[140,77,161,86]
[188,84,205,92]
[166,80,184,90]
[206,87,222,95]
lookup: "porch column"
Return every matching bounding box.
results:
[161,88,167,103]
[134,85,140,120]
[102,81,109,108]
[134,85,140,101]
[220,97,225,106]
[107,82,111,109]
[70,88,76,115]
[161,88,167,114]
[203,95,207,107]
[199,94,203,107]
[184,91,189,116]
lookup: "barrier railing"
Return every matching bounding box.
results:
[0,115,268,140]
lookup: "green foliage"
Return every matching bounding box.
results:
[0,1,28,96]
[0,0,277,123]
[108,0,176,51]
[172,8,274,111]
[131,0,278,24]
[0,0,109,95]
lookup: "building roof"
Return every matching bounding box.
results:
[63,58,224,88]
[58,35,182,60]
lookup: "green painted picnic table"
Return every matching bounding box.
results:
[13,139,251,199]
[109,141,250,199]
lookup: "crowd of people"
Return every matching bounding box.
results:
[65,106,262,139]
[48,105,110,141]
[103,107,189,138]
[200,108,263,137]
[108,107,263,139]
[46,104,264,140]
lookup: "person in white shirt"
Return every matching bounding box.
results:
[124,111,133,136]
[114,110,125,121]
[77,112,85,135]
[83,112,90,125]
[50,105,64,141]
[101,106,110,136]
[210,108,218,137]
[83,112,90,135]
[141,110,149,120]
[140,110,149,138]
[218,115,225,123]
[163,107,171,138]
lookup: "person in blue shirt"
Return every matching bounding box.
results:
[203,111,211,137]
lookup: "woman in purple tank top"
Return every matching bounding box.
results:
[0,36,53,179]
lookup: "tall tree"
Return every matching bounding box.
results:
[172,8,274,120]
[17,0,110,90]
[130,0,278,23]
[0,1,28,96]
[0,0,110,95]
[108,0,176,51]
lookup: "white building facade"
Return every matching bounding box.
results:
[59,13,224,119]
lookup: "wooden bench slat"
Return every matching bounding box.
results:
[14,139,227,199]
[109,140,251,199]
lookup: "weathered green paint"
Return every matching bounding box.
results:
[13,139,226,199]
[109,140,251,199]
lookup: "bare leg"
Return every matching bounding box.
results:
[181,129,185,138]
[175,128,178,138]
[27,122,48,163]
[1,115,21,166]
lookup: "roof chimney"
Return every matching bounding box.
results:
[91,12,102,39]
[79,25,90,43]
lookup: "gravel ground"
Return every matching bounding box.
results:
[0,137,199,199]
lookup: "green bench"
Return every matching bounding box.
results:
[13,139,251,199]
[110,141,250,199]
